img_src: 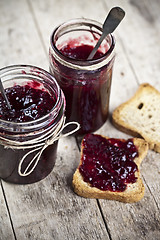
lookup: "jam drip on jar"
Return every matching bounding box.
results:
[0,84,56,122]
[79,134,139,192]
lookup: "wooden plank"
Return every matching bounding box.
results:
[0,183,15,240]
[99,191,160,240]
[0,0,160,240]
[103,0,160,205]
[96,40,160,239]
[95,1,160,239]
[2,137,109,240]
[28,0,107,53]
[98,125,160,239]
[104,0,160,89]
[142,150,160,209]
[0,0,109,239]
[0,0,48,70]
[0,0,49,238]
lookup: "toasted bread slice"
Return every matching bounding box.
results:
[112,83,160,152]
[72,135,148,203]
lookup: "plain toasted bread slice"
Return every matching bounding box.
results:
[72,135,148,203]
[112,83,160,152]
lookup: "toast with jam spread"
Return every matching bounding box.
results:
[112,83,160,152]
[72,134,148,203]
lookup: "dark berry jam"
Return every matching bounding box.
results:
[50,38,114,135]
[0,83,56,122]
[0,142,58,184]
[0,81,59,184]
[60,44,104,60]
[79,134,139,192]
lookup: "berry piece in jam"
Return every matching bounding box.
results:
[79,134,139,192]
[0,83,56,122]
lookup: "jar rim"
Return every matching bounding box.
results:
[0,64,65,129]
[50,18,115,69]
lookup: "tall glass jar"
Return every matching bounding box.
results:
[0,65,65,184]
[49,18,115,135]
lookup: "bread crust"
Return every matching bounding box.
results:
[112,83,160,152]
[72,136,148,203]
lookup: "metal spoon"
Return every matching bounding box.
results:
[87,7,125,60]
[0,77,12,110]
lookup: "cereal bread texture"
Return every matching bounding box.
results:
[112,83,160,152]
[72,136,148,203]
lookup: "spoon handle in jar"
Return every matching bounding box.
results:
[87,32,106,60]
[87,7,125,60]
[0,78,12,110]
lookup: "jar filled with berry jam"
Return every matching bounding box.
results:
[0,65,66,184]
[49,18,115,135]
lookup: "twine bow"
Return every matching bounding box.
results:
[0,116,80,177]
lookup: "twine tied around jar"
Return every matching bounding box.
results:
[0,116,80,177]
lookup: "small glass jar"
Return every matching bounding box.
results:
[0,65,65,184]
[49,18,115,135]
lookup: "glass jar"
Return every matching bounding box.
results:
[0,65,65,184]
[49,18,115,135]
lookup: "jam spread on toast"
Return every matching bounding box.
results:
[79,134,139,192]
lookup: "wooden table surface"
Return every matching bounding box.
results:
[0,0,160,239]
